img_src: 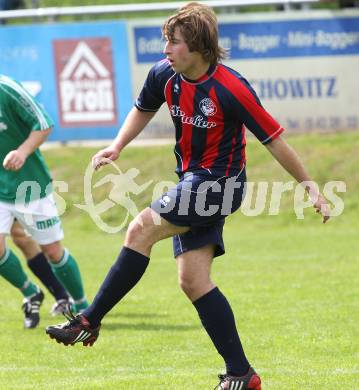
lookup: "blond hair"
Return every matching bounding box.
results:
[162,2,227,65]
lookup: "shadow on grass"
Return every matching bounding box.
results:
[103,322,198,332]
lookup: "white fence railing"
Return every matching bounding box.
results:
[0,0,320,21]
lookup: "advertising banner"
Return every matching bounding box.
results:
[53,38,118,128]
[1,11,358,141]
[128,10,359,136]
[0,21,132,141]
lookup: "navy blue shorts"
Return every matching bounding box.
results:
[150,169,246,258]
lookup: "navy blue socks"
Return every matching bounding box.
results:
[27,252,69,300]
[82,248,248,376]
[193,287,250,376]
[83,247,149,327]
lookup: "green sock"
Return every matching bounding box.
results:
[0,248,39,298]
[50,249,88,311]
[73,297,89,312]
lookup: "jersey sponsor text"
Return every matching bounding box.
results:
[170,105,216,129]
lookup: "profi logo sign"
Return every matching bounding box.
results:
[53,38,118,126]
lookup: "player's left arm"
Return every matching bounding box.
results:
[265,136,330,223]
[231,76,330,223]
[3,128,51,171]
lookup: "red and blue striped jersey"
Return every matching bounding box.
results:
[135,59,284,177]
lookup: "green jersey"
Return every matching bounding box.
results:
[0,74,53,203]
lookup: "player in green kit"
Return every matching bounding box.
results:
[0,74,88,328]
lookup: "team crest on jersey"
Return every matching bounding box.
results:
[199,98,217,116]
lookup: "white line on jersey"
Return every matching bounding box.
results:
[0,75,49,130]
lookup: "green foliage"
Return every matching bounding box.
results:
[1,132,358,388]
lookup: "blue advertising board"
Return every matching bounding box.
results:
[0,21,132,141]
[129,13,359,135]
[134,17,359,63]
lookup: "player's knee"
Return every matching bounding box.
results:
[178,273,199,298]
[126,212,158,246]
[11,232,24,249]
[126,219,146,247]
[11,232,30,252]
[11,231,40,259]
[41,243,63,262]
[11,224,26,246]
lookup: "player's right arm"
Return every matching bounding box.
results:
[3,128,51,171]
[92,108,156,170]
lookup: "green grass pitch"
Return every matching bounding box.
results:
[1,132,358,389]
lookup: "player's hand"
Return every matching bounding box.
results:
[3,150,27,171]
[92,145,120,170]
[313,193,330,224]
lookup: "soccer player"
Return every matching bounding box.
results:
[11,220,72,316]
[46,2,330,389]
[0,74,88,328]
